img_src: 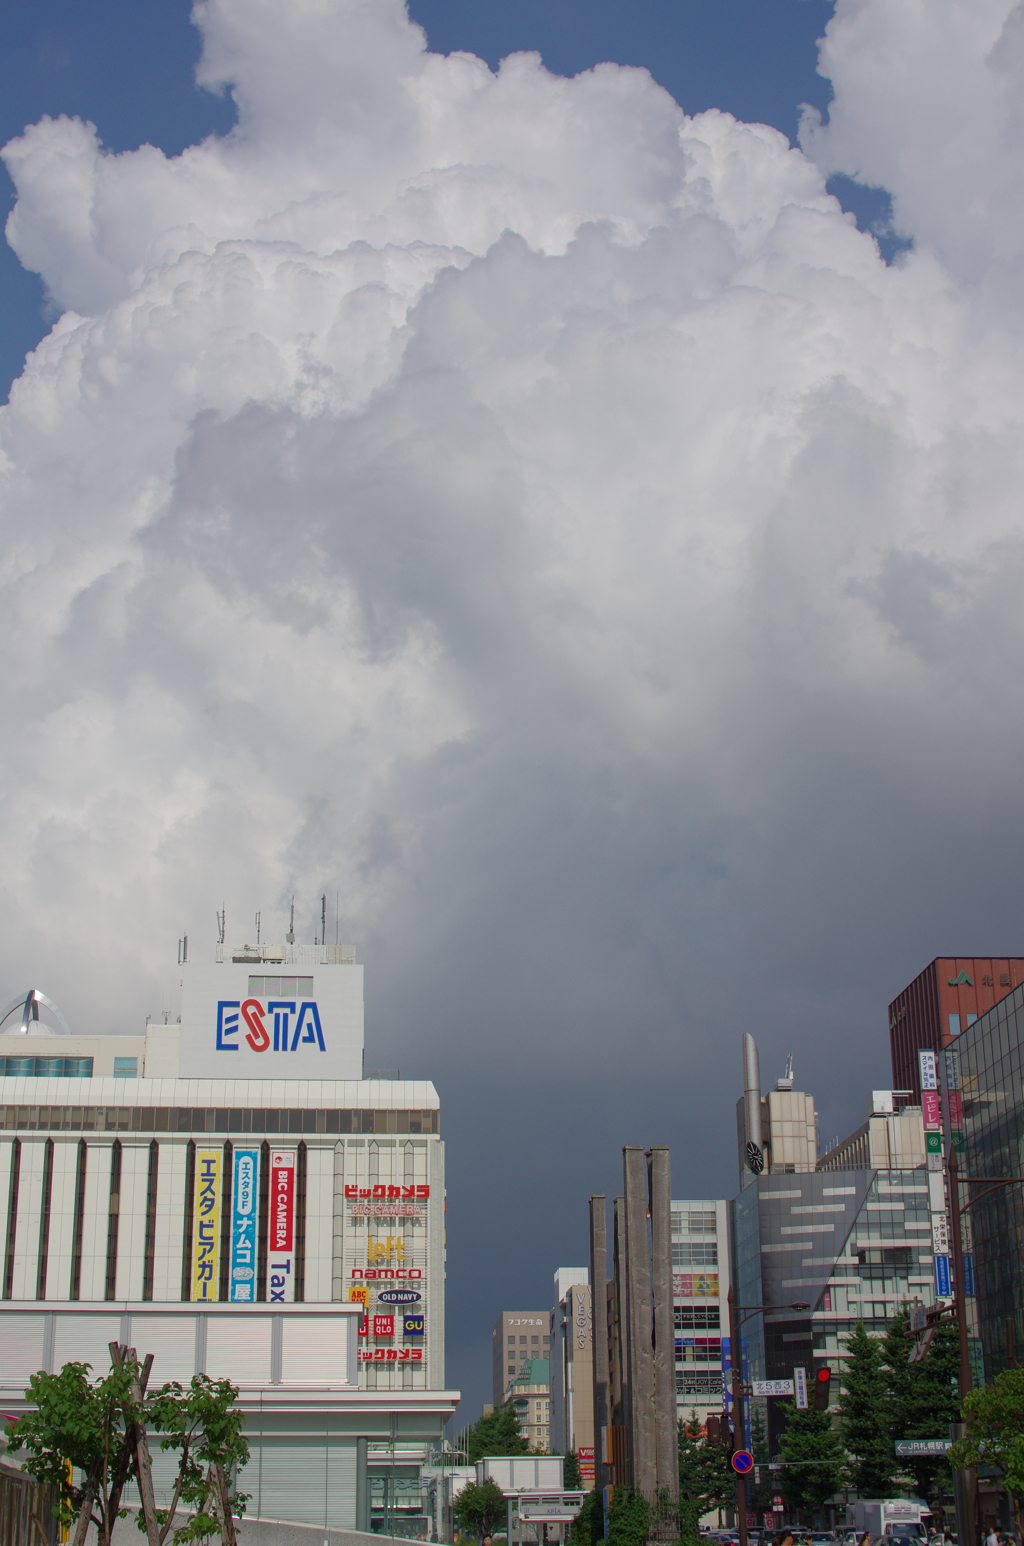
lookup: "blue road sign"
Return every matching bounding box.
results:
[731,1451,754,1475]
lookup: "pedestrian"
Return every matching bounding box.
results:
[985,1528,998,1546]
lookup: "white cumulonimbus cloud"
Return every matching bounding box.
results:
[1,0,1024,1138]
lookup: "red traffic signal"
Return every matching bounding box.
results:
[812,1366,832,1411]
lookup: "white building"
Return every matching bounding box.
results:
[672,1199,731,1426]
[548,1269,593,1482]
[0,947,458,1533]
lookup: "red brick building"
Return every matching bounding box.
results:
[889,956,1024,1099]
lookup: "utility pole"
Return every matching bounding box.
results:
[947,1147,976,1546]
[589,1195,609,1493]
[727,1289,748,1546]
[623,1147,657,1500]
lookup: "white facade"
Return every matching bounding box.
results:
[548,1270,593,1474]
[672,1198,731,1423]
[0,945,458,1530]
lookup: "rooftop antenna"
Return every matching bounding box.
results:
[335,892,339,947]
[286,897,295,945]
[255,911,261,947]
[183,934,188,964]
[320,894,326,948]
[216,908,226,945]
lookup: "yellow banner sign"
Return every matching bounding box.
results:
[191,1148,222,1302]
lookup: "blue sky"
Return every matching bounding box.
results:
[0,0,891,400]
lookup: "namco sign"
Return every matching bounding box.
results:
[351,1267,423,1280]
[217,998,325,1053]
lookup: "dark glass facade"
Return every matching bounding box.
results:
[0,1104,439,1134]
[956,982,1024,1379]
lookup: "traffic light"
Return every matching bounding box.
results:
[705,1416,722,1445]
[813,1366,832,1411]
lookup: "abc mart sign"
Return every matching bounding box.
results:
[177,958,363,1079]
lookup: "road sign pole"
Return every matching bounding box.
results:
[728,1289,748,1546]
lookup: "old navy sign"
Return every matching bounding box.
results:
[268,1150,296,1302]
[217,999,325,1053]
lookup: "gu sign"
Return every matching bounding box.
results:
[177,956,364,1078]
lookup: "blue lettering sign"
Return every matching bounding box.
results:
[963,1253,975,1297]
[379,1290,421,1305]
[293,1001,326,1051]
[230,1147,260,1302]
[217,1002,240,1050]
[935,1255,951,1297]
[403,1314,425,1337]
[216,999,325,1053]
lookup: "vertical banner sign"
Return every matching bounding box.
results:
[229,1147,260,1302]
[962,1254,976,1297]
[721,1335,733,1420]
[935,1255,951,1297]
[794,1366,808,1410]
[922,1091,942,1130]
[191,1148,222,1302]
[918,1048,938,1091]
[267,1149,296,1302]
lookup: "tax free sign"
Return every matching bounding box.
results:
[178,960,364,1079]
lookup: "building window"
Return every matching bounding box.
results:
[247,976,314,997]
[113,1058,138,1078]
[0,1057,94,1078]
[686,1211,717,1233]
[949,1013,961,1037]
[672,1241,718,1266]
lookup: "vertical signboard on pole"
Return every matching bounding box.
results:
[229,1147,260,1302]
[918,1049,938,1091]
[191,1148,222,1302]
[793,1366,808,1410]
[267,1149,296,1302]
[935,1255,951,1297]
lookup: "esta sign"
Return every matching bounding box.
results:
[216,998,325,1053]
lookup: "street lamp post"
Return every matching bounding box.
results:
[727,1290,811,1546]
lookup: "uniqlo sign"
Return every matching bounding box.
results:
[268,1150,296,1302]
[373,1315,395,1337]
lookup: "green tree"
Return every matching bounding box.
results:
[564,1451,582,1489]
[4,1351,249,1546]
[777,1402,845,1516]
[881,1307,961,1504]
[4,1357,144,1546]
[677,1415,733,1546]
[454,1480,507,1541]
[949,1366,1024,1535]
[605,1488,650,1546]
[146,1373,250,1545]
[568,1490,604,1546]
[837,1322,899,1497]
[465,1407,531,1463]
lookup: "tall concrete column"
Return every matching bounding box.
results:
[589,1194,609,1490]
[355,1436,369,1531]
[648,1147,677,1504]
[623,1146,656,1501]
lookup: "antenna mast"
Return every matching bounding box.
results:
[216,908,226,945]
[320,894,326,948]
[286,897,295,945]
[255,911,261,947]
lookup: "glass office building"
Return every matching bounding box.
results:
[956,982,1024,1381]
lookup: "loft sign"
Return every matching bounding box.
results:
[216,998,325,1053]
